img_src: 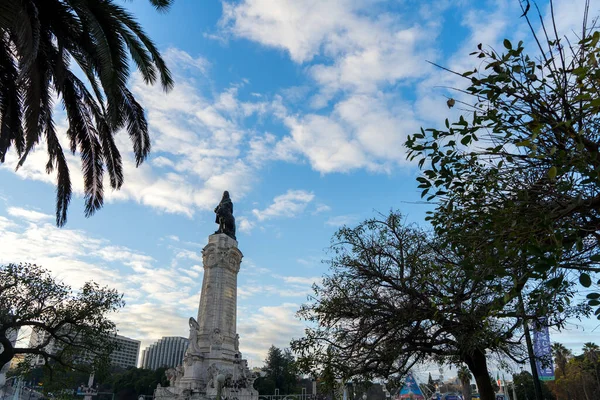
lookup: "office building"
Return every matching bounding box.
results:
[140,336,189,370]
[28,328,140,368]
[110,335,141,369]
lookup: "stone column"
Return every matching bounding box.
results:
[197,233,242,354]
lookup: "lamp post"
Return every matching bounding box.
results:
[216,374,226,400]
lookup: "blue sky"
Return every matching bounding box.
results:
[1,0,599,380]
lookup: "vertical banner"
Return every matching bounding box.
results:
[532,318,555,381]
[398,373,425,398]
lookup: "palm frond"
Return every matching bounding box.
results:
[16,57,43,169]
[147,0,173,12]
[70,0,123,127]
[0,0,21,30]
[11,0,40,75]
[0,33,23,161]
[122,87,150,166]
[119,28,156,85]
[103,1,173,90]
[1,0,174,225]
[97,118,123,189]
[59,69,105,217]
[44,109,71,227]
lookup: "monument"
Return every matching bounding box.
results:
[155,192,257,400]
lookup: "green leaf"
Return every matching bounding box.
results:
[580,273,592,288]
[586,293,600,300]
[589,254,600,262]
[548,166,557,180]
[503,39,512,50]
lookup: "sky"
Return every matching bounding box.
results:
[1,0,600,382]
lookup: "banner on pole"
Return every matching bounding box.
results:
[533,318,555,381]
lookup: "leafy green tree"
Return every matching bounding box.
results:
[551,342,573,400]
[11,364,90,398]
[0,0,174,226]
[291,212,552,400]
[405,2,600,314]
[0,263,124,374]
[582,342,600,392]
[552,343,572,377]
[106,367,169,400]
[255,346,299,395]
[512,371,555,400]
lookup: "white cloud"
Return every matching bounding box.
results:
[237,216,256,234]
[237,303,305,364]
[7,207,53,223]
[326,214,360,227]
[163,48,210,74]
[0,209,201,341]
[221,0,437,102]
[252,189,315,221]
[274,94,417,173]
[221,0,357,63]
[313,204,331,214]
[281,276,321,286]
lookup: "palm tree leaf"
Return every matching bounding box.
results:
[36,0,110,113]
[147,0,173,12]
[122,87,150,166]
[119,28,156,85]
[0,0,21,30]
[81,134,104,218]
[97,118,123,189]
[0,32,24,161]
[11,0,40,76]
[58,69,105,217]
[44,108,71,227]
[101,1,173,90]
[16,56,43,169]
[69,0,124,128]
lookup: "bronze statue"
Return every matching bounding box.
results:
[214,191,236,240]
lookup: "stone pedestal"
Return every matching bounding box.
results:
[156,234,258,400]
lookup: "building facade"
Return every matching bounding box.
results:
[28,328,140,368]
[110,335,140,369]
[28,328,53,366]
[140,336,189,370]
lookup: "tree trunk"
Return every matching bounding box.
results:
[461,380,472,400]
[581,376,590,400]
[0,334,15,371]
[464,349,495,400]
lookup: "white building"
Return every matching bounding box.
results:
[110,335,141,369]
[140,337,189,370]
[28,328,140,368]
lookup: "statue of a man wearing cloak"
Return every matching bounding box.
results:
[214,191,236,240]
